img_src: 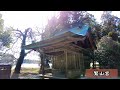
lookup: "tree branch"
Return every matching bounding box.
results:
[36,29,43,35]
[3,36,20,55]
[24,49,33,56]
[13,29,24,36]
[15,35,22,41]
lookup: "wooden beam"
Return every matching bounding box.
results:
[24,32,85,50]
[70,43,87,52]
[24,32,74,50]
[63,45,81,54]
[44,48,64,54]
[43,43,85,55]
[43,41,71,51]
[42,36,83,51]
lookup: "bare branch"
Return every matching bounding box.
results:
[35,27,44,35]
[15,35,23,41]
[25,49,33,56]
[15,32,22,36]
[12,29,24,36]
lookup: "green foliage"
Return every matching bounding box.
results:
[94,36,120,69]
[0,31,12,48]
[101,11,120,36]
[118,36,120,43]
[108,32,113,37]
[0,14,13,48]
[43,11,98,40]
[0,14,4,33]
[108,31,118,41]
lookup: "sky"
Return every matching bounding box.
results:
[0,11,102,30]
[88,11,120,23]
[0,11,59,31]
[1,11,120,30]
[1,11,120,60]
[0,11,59,59]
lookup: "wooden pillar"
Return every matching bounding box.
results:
[52,56,54,69]
[81,53,85,76]
[53,56,55,69]
[65,50,68,77]
[79,53,81,71]
[69,53,71,69]
[82,54,84,71]
[38,49,45,79]
[55,56,57,69]
[76,54,78,69]
[74,53,76,69]
[78,54,80,69]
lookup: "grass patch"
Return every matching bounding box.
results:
[20,68,39,74]
[11,68,40,78]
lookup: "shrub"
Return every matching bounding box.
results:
[94,36,120,70]
[108,31,118,41]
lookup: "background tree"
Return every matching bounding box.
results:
[13,28,35,74]
[94,11,120,69]
[108,31,118,41]
[0,13,12,49]
[43,11,99,40]
[94,36,120,75]
[101,11,120,36]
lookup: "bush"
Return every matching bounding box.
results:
[94,36,120,70]
[108,31,118,41]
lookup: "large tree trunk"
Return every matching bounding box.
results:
[14,50,25,73]
[14,33,27,74]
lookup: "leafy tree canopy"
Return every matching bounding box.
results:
[0,13,13,48]
[94,36,120,69]
[43,11,98,39]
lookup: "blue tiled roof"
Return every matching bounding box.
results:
[54,24,90,37]
[69,24,90,36]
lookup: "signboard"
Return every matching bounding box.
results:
[85,69,118,79]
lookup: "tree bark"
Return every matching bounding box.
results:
[14,49,25,73]
[14,32,27,74]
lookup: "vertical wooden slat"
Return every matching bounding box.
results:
[66,53,69,69]
[74,53,76,69]
[77,54,79,69]
[80,53,84,74]
[69,53,71,69]
[82,53,84,71]
[65,50,68,77]
[79,53,81,71]
[74,53,77,69]
[56,56,58,70]
[54,56,56,69]
[76,54,78,69]
[52,56,54,69]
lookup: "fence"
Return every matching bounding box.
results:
[0,64,11,79]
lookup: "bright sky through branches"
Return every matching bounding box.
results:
[1,11,120,59]
[0,11,59,31]
[1,11,120,31]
